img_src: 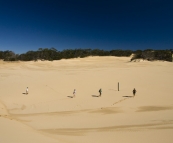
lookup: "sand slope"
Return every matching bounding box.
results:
[0,57,173,143]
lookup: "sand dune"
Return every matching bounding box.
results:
[0,57,173,143]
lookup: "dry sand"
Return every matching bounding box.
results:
[0,56,173,143]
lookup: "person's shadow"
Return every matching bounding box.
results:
[22,93,26,95]
[123,96,134,98]
[67,96,74,98]
[92,95,100,97]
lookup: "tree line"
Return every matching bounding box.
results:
[0,48,172,62]
[131,49,173,62]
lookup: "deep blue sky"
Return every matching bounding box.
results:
[0,0,173,54]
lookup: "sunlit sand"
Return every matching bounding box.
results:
[0,56,173,143]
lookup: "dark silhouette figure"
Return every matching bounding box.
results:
[99,88,102,97]
[133,88,136,96]
[73,89,76,98]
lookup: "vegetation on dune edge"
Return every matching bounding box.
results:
[0,48,172,62]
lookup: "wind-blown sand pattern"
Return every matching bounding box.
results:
[0,56,173,143]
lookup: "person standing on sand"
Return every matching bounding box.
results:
[99,88,102,97]
[26,87,29,95]
[73,89,76,98]
[133,88,136,96]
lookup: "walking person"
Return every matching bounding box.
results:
[26,87,29,95]
[73,89,76,98]
[99,88,102,97]
[133,88,136,96]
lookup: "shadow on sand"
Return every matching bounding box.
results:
[123,96,134,98]
[67,96,74,98]
[22,93,27,95]
[92,95,100,97]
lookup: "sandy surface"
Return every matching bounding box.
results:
[0,56,173,143]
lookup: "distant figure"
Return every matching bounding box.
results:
[26,87,29,95]
[133,88,136,96]
[99,88,102,97]
[73,89,76,97]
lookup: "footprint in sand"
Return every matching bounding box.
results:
[21,105,26,110]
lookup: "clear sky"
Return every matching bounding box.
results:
[0,0,173,54]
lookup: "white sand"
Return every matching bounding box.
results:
[0,57,173,143]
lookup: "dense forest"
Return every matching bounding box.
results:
[0,48,172,62]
